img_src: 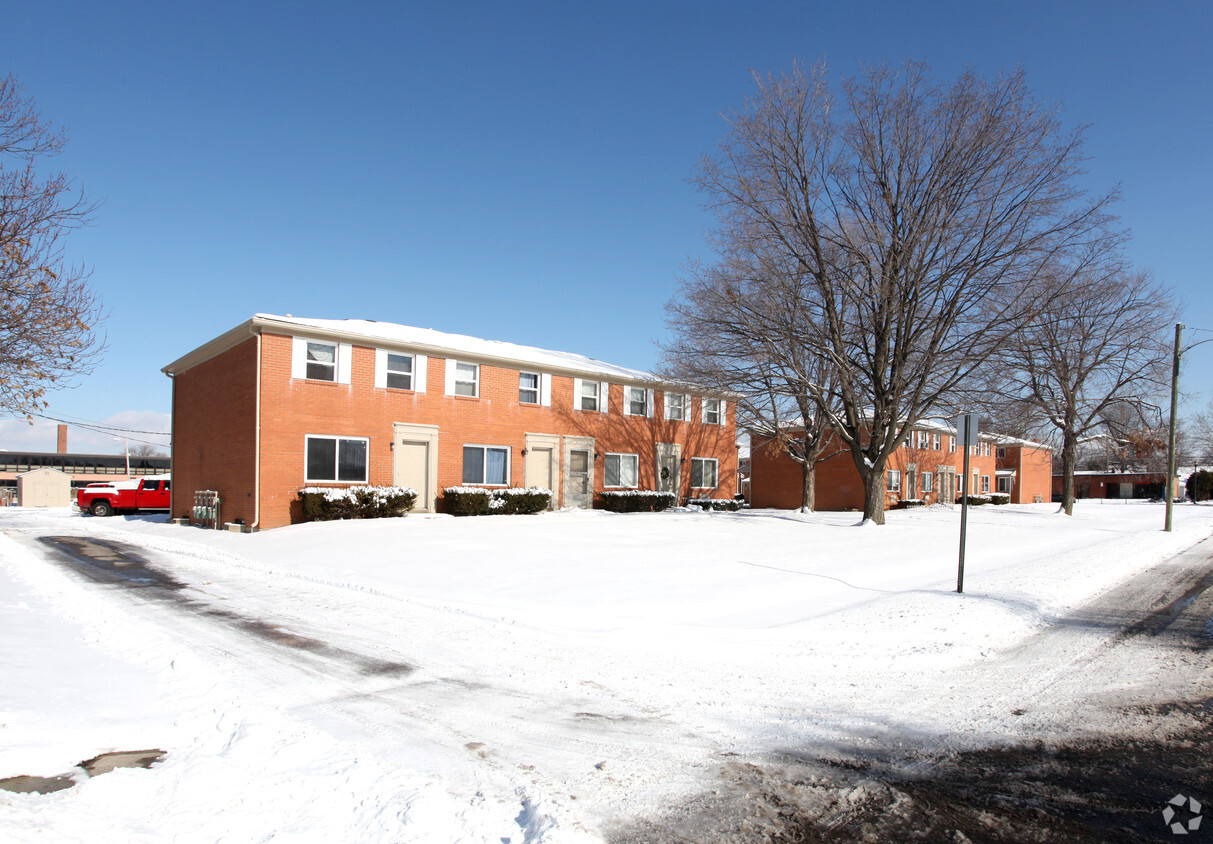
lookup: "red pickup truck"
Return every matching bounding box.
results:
[77,475,171,517]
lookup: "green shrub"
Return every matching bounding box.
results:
[490,487,552,515]
[685,498,743,512]
[298,486,417,522]
[1186,470,1213,503]
[443,486,492,516]
[443,486,553,516]
[600,490,677,513]
[990,492,1011,505]
[961,495,991,506]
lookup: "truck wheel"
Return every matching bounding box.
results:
[91,500,114,517]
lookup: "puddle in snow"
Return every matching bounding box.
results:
[0,750,166,795]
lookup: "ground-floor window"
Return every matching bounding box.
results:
[996,476,1012,494]
[886,469,901,493]
[922,472,934,493]
[690,457,718,488]
[462,445,509,485]
[305,435,368,483]
[604,453,639,488]
[981,475,991,494]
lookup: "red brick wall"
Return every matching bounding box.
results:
[176,331,737,529]
[999,443,1053,503]
[170,338,259,525]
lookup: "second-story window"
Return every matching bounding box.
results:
[627,386,648,416]
[702,397,722,425]
[665,393,686,421]
[580,380,599,411]
[455,362,478,397]
[386,354,413,390]
[306,341,337,382]
[519,372,540,404]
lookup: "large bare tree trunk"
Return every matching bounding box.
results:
[800,460,815,513]
[1060,430,1079,515]
[862,469,887,525]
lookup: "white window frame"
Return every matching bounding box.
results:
[915,431,929,449]
[573,378,608,413]
[292,336,352,384]
[306,341,336,382]
[604,452,640,488]
[445,360,480,397]
[690,457,718,489]
[623,386,654,417]
[886,469,901,493]
[949,436,956,453]
[933,433,941,451]
[304,435,369,484]
[461,444,510,486]
[981,475,991,493]
[996,475,1012,494]
[375,350,427,392]
[664,392,688,421]
[923,472,935,493]
[381,352,413,391]
[519,371,540,405]
[701,397,725,425]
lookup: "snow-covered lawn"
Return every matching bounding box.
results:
[2,500,1211,842]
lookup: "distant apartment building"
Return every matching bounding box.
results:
[750,421,1051,510]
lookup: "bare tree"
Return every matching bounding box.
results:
[662,258,843,511]
[1187,398,1213,464]
[0,75,104,419]
[994,262,1175,514]
[678,60,1116,523]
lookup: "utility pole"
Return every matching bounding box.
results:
[1165,323,1183,532]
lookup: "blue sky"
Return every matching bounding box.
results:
[3,0,1211,454]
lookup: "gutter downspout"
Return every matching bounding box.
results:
[165,372,176,518]
[250,327,262,531]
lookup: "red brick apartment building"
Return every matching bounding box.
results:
[162,314,737,530]
[750,422,1051,511]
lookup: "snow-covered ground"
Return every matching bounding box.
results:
[1,500,1211,842]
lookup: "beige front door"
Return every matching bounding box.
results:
[523,433,561,509]
[392,423,440,513]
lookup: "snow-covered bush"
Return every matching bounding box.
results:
[600,490,677,513]
[685,498,743,512]
[961,494,991,506]
[894,498,925,509]
[298,485,417,522]
[442,487,552,516]
[990,492,1011,505]
[443,486,491,516]
[491,487,553,515]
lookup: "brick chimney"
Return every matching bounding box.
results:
[57,424,68,455]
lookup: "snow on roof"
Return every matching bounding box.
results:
[256,314,657,383]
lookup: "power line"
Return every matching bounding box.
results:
[3,411,170,450]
